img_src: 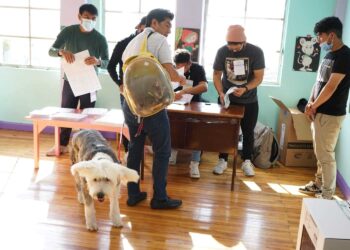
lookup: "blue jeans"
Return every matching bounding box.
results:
[191,150,201,162]
[122,101,171,200]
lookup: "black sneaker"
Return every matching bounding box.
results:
[127,192,147,206]
[150,197,182,209]
[299,181,321,195]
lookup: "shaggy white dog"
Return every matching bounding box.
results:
[70,130,139,231]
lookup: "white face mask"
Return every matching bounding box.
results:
[81,18,96,32]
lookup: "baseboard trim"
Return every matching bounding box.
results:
[337,171,350,200]
[0,121,117,139]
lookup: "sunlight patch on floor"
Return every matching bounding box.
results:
[0,197,49,250]
[267,183,289,194]
[121,234,134,250]
[189,232,247,249]
[35,160,55,183]
[243,181,261,191]
[280,184,307,196]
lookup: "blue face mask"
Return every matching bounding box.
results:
[320,42,333,52]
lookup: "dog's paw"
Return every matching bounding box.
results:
[112,221,123,228]
[86,223,98,231]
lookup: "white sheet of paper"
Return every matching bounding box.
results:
[173,93,193,105]
[62,50,101,97]
[90,91,97,102]
[171,67,185,89]
[224,87,237,108]
[233,60,245,75]
[94,109,125,125]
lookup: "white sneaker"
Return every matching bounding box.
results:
[241,160,255,177]
[46,145,68,157]
[169,149,178,165]
[213,158,227,175]
[189,161,200,178]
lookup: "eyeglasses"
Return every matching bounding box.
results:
[227,42,244,45]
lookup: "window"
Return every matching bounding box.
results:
[104,0,176,57]
[204,0,286,83]
[0,0,60,68]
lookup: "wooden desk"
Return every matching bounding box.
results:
[142,102,244,191]
[26,110,128,169]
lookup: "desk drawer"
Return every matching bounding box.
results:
[169,114,239,153]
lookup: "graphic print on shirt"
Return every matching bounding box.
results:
[225,57,249,85]
[314,58,334,99]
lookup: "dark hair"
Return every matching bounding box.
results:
[314,16,342,38]
[146,8,174,27]
[79,4,98,16]
[140,16,147,26]
[174,49,191,64]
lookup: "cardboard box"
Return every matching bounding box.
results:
[296,198,350,250]
[271,97,316,167]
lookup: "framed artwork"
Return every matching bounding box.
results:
[175,27,200,62]
[293,36,320,72]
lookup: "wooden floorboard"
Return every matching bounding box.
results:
[0,129,344,250]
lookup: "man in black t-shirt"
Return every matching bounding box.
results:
[171,49,208,178]
[212,25,265,177]
[107,16,146,159]
[300,17,350,199]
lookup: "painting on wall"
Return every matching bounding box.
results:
[293,36,320,72]
[175,27,200,62]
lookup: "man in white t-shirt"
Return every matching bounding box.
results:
[122,9,186,209]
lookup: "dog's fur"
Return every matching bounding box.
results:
[70,130,139,231]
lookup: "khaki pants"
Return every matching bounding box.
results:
[311,113,345,198]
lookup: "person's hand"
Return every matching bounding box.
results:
[84,56,100,66]
[233,87,246,97]
[174,90,184,101]
[119,84,124,95]
[178,76,187,86]
[305,102,316,121]
[219,92,225,106]
[60,50,75,63]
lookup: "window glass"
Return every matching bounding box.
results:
[0,36,29,65]
[30,0,59,9]
[31,38,58,67]
[0,0,28,7]
[0,8,29,36]
[31,9,60,38]
[0,0,60,68]
[105,0,176,52]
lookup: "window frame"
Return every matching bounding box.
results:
[0,1,60,70]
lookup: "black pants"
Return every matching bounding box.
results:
[219,101,259,161]
[120,94,129,152]
[60,80,95,146]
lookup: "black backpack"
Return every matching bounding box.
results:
[252,122,279,169]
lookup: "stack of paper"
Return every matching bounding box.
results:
[51,113,88,121]
[173,94,193,105]
[29,107,76,118]
[82,108,108,116]
[94,109,125,125]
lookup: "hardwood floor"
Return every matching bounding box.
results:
[0,129,343,250]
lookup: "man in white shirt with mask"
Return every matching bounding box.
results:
[122,9,186,209]
[47,4,109,156]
